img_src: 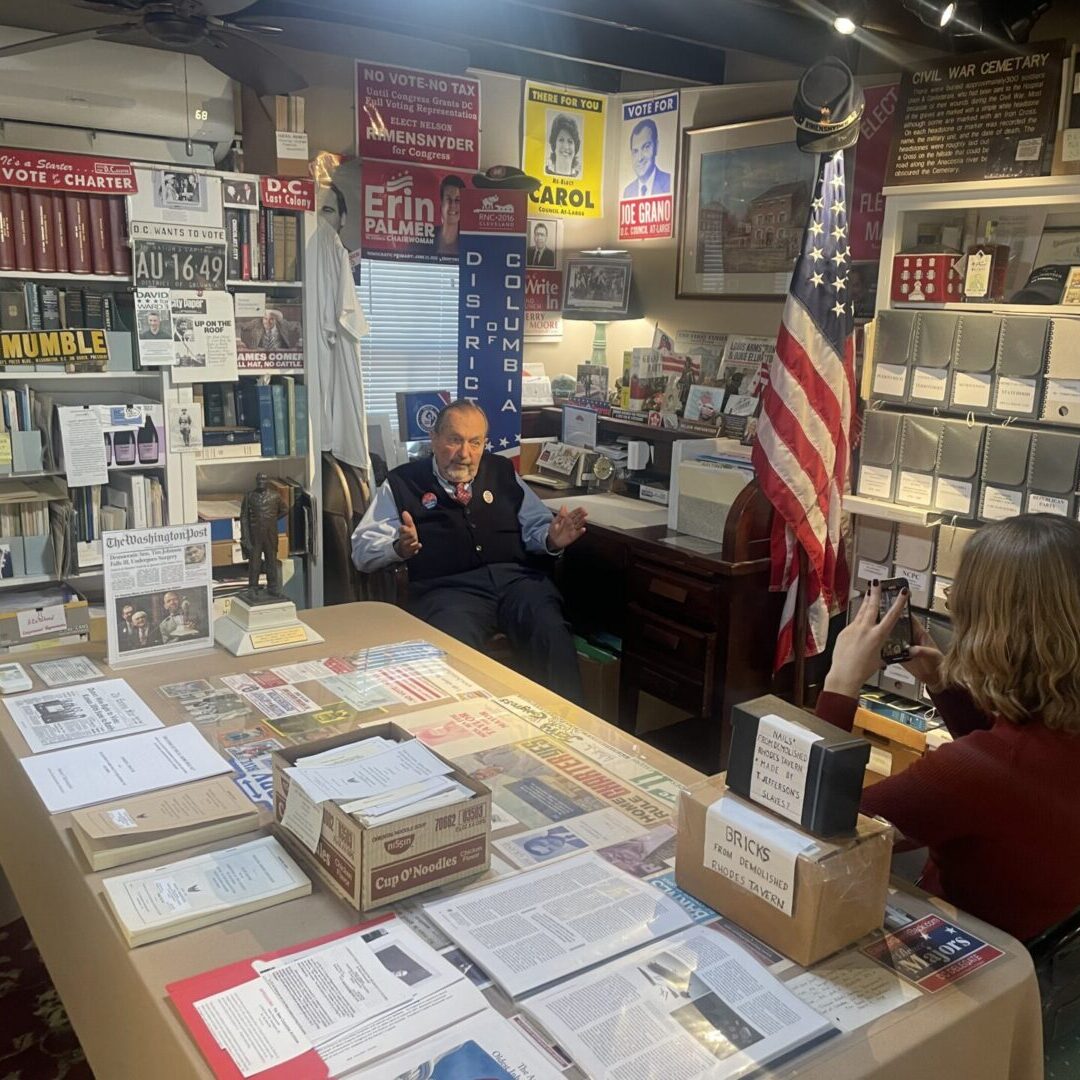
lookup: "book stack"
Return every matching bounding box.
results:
[0,189,130,276]
[275,93,306,134]
[0,282,127,335]
[223,207,301,282]
[196,375,309,459]
[103,472,166,530]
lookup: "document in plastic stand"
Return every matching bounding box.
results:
[6,678,163,754]
[525,925,836,1079]
[20,721,231,813]
[102,835,311,947]
[423,852,695,999]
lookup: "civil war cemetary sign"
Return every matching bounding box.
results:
[886,41,1066,186]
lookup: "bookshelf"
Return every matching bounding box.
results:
[0,160,323,613]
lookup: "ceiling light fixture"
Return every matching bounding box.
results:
[831,0,865,34]
[902,0,960,30]
[834,14,857,33]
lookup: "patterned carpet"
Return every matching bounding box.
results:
[0,920,91,1080]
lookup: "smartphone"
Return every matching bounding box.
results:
[879,577,914,664]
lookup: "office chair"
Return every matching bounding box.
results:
[1027,906,1080,1043]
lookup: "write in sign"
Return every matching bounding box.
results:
[748,714,823,825]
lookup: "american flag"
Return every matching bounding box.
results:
[751,149,857,671]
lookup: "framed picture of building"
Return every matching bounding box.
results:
[676,116,817,299]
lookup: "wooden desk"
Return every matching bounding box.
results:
[0,604,1043,1080]
[545,483,782,771]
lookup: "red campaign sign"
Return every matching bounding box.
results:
[357,61,481,172]
[525,268,562,314]
[850,84,899,261]
[619,193,674,241]
[362,160,474,264]
[259,176,316,212]
[0,148,137,194]
[460,188,527,235]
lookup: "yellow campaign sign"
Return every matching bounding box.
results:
[522,82,606,219]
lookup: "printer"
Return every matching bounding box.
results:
[669,438,754,543]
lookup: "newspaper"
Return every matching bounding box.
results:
[5,678,163,754]
[169,290,238,384]
[424,853,694,999]
[103,523,213,666]
[525,925,834,1079]
[495,807,647,869]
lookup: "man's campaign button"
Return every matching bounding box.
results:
[483,490,494,504]
[421,492,438,509]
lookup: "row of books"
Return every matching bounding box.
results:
[224,208,300,282]
[0,500,49,537]
[196,376,309,459]
[73,473,165,543]
[0,189,130,277]
[197,475,308,555]
[274,94,306,133]
[0,282,126,333]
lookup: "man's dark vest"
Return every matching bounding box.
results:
[387,455,528,582]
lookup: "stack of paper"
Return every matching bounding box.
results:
[102,835,311,947]
[282,736,474,851]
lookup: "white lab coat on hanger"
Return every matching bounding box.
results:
[312,218,371,474]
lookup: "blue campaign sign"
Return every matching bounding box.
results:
[458,189,527,457]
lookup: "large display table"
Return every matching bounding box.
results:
[0,603,1043,1079]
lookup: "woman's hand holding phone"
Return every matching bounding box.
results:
[822,581,911,699]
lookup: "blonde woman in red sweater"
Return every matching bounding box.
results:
[817,514,1080,941]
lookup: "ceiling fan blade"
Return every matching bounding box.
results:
[188,29,306,94]
[221,17,284,34]
[74,0,150,11]
[0,24,136,60]
[198,0,259,16]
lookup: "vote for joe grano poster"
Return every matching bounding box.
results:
[618,92,679,241]
[458,189,527,457]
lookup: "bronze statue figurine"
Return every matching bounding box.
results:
[239,472,289,603]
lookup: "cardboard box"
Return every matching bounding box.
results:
[0,591,89,648]
[675,774,893,967]
[271,724,491,911]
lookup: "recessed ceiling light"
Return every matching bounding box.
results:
[833,15,857,34]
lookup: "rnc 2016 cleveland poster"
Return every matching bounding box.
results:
[522,82,605,220]
[618,92,679,241]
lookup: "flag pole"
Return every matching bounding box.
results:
[792,546,810,708]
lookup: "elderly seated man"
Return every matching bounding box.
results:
[352,400,588,702]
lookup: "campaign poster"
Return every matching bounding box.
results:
[458,189,527,457]
[618,92,679,241]
[0,148,137,194]
[356,62,480,172]
[525,269,563,340]
[362,160,473,264]
[849,83,899,261]
[522,82,606,219]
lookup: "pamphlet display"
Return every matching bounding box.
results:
[103,523,214,668]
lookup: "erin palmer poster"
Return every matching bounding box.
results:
[522,82,605,219]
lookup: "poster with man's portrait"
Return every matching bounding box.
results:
[135,288,175,366]
[526,217,561,268]
[619,92,679,241]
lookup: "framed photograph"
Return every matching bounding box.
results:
[676,116,817,299]
[562,257,632,316]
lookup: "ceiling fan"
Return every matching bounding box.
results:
[0,0,306,96]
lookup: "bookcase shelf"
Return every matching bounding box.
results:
[194,455,304,467]
[0,371,158,381]
[0,270,131,284]
[226,280,302,289]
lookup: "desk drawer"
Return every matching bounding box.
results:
[629,660,711,716]
[625,603,716,672]
[631,561,720,626]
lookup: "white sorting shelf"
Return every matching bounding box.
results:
[845,495,943,527]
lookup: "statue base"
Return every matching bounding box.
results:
[214,595,324,656]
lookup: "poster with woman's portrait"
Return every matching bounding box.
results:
[522,82,605,220]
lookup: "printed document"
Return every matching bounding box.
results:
[424,852,694,998]
[525,925,835,1079]
[20,722,231,813]
[6,678,163,754]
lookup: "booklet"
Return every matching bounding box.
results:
[102,835,310,947]
[424,852,694,999]
[71,776,261,871]
[20,722,231,813]
[525,925,836,1079]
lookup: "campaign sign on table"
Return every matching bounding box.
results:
[458,189,526,457]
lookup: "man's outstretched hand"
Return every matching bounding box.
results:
[547,506,587,551]
[394,511,422,559]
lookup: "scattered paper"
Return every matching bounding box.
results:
[30,656,105,687]
[194,977,311,1077]
[20,722,230,813]
[57,407,109,487]
[281,781,324,852]
[6,678,163,754]
[495,807,646,868]
[246,686,321,720]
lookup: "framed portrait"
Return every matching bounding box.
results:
[562,256,632,316]
[677,116,817,299]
